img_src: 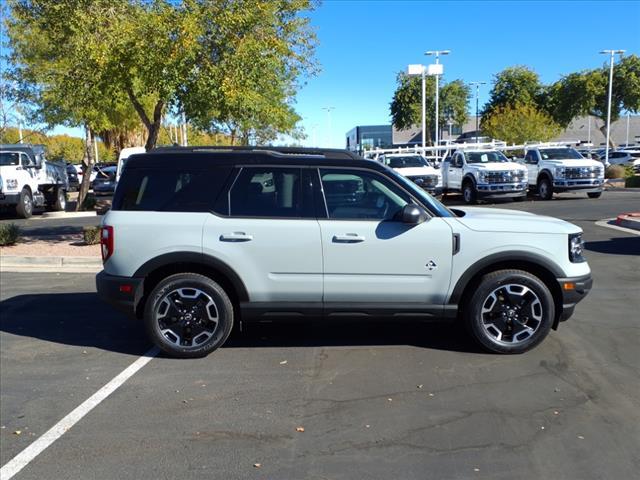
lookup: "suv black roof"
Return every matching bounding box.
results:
[126,146,384,171]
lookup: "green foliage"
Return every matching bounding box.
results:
[82,226,101,245]
[390,73,469,143]
[483,66,544,117]
[481,103,561,145]
[605,165,626,179]
[0,223,21,246]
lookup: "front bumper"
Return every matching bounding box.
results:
[476,182,527,199]
[423,186,443,196]
[0,192,20,206]
[556,273,593,322]
[553,178,603,192]
[96,270,145,318]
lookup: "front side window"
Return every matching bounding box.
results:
[0,152,20,166]
[229,167,302,218]
[320,169,409,220]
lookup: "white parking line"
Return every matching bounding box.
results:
[595,219,640,236]
[0,347,159,480]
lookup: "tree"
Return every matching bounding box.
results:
[481,103,561,145]
[546,54,640,145]
[482,66,545,117]
[390,73,469,144]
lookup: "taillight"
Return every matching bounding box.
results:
[101,226,114,262]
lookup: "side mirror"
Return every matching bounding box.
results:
[401,204,428,225]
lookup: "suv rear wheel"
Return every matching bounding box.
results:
[464,269,554,354]
[144,273,234,358]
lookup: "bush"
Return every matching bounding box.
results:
[0,223,21,246]
[625,176,640,188]
[81,194,97,211]
[605,165,625,179]
[83,226,101,245]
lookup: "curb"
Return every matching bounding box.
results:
[0,255,102,273]
[41,211,97,219]
[616,212,640,232]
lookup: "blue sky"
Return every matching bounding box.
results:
[295,0,640,147]
[12,0,640,146]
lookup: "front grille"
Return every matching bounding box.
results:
[483,171,525,184]
[565,166,602,179]
[409,175,438,187]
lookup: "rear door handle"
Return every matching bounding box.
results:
[220,232,253,242]
[333,234,365,243]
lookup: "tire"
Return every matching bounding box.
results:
[464,269,554,354]
[538,177,553,200]
[144,273,234,358]
[51,188,66,211]
[462,181,477,205]
[15,188,33,219]
[587,192,602,199]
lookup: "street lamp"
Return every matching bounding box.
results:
[600,49,625,165]
[426,50,450,161]
[322,106,335,147]
[469,81,486,143]
[407,63,427,151]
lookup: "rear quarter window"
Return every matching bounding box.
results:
[112,167,232,212]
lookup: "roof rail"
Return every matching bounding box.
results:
[151,145,362,160]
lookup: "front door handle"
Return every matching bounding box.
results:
[333,234,365,243]
[220,232,253,242]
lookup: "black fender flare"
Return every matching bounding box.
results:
[133,251,249,302]
[448,251,566,305]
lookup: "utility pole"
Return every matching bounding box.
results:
[182,111,188,146]
[469,81,486,143]
[600,49,625,165]
[18,120,23,143]
[426,50,450,161]
[322,107,335,147]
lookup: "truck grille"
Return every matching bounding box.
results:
[484,171,525,184]
[409,175,438,187]
[564,166,602,179]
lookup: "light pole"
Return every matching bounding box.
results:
[469,81,486,143]
[406,64,427,151]
[600,49,625,165]
[426,50,450,161]
[626,112,630,147]
[322,106,335,147]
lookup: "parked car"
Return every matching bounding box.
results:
[523,147,603,200]
[92,166,117,195]
[377,153,442,196]
[606,151,635,166]
[66,163,80,191]
[96,146,592,358]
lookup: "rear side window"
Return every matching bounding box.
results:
[229,167,302,218]
[112,167,232,212]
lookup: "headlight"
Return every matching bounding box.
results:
[521,169,528,181]
[569,233,586,263]
[478,171,487,183]
[5,179,18,190]
[555,167,565,178]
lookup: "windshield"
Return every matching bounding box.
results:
[383,165,453,218]
[539,148,583,160]
[465,151,510,163]
[386,155,430,169]
[0,152,20,166]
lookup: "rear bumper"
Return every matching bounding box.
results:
[556,273,593,322]
[96,271,144,317]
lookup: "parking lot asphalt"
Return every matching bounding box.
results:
[1,191,639,479]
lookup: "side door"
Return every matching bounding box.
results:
[317,167,453,305]
[524,150,539,185]
[446,153,464,191]
[202,166,322,303]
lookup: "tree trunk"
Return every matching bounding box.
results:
[598,122,616,148]
[76,126,95,211]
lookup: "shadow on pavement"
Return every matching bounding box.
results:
[585,236,640,256]
[0,293,483,355]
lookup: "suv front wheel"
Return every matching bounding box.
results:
[464,269,554,354]
[144,273,234,358]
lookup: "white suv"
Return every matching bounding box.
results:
[96,147,592,358]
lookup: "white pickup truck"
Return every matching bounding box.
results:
[377,153,442,196]
[0,144,69,218]
[442,149,528,204]
[523,146,604,200]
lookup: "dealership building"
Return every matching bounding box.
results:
[346,115,640,152]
